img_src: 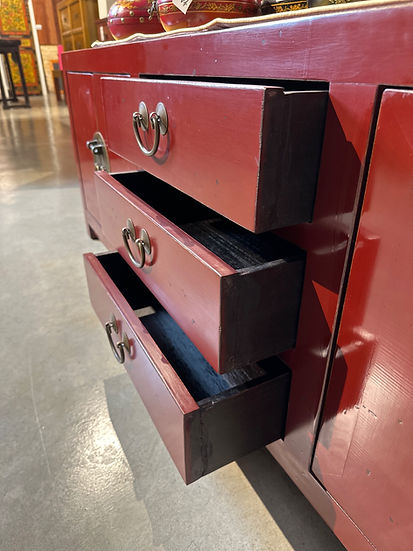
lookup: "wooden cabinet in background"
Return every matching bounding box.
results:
[32,0,60,45]
[57,0,98,50]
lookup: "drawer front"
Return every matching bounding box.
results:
[84,252,291,484]
[101,77,327,232]
[95,171,306,373]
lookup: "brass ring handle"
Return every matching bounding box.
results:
[122,219,152,269]
[122,226,145,268]
[132,102,168,157]
[132,111,160,157]
[105,317,130,364]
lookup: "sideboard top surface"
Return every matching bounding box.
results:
[62,0,413,86]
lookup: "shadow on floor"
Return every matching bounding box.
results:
[237,450,346,550]
[105,372,346,551]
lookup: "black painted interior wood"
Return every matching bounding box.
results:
[181,219,300,270]
[140,74,329,91]
[98,251,159,311]
[96,252,290,403]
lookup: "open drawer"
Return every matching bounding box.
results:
[84,252,291,484]
[101,77,328,232]
[96,171,306,374]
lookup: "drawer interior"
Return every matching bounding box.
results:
[114,172,303,270]
[98,252,290,403]
[141,74,329,91]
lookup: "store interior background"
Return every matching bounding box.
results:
[0,0,113,100]
[0,2,348,550]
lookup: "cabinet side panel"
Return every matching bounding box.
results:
[273,83,378,465]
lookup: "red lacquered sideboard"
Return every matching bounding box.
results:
[63,2,413,549]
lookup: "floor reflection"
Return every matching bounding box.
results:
[0,95,76,192]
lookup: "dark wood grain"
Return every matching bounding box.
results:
[220,256,305,371]
[257,88,328,230]
[195,356,290,480]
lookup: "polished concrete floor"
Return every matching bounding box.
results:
[0,96,346,551]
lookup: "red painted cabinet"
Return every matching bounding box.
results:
[63,4,413,550]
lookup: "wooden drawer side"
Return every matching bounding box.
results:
[193,363,291,481]
[220,254,306,371]
[257,89,328,232]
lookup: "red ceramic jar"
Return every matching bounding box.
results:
[157,0,260,32]
[108,0,164,39]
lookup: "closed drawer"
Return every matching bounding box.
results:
[84,251,291,484]
[95,171,306,373]
[101,77,328,232]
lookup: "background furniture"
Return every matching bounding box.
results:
[62,2,413,549]
[0,0,41,95]
[0,39,30,108]
[52,63,65,101]
[96,17,111,42]
[57,0,98,50]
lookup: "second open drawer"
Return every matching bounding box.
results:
[95,171,305,373]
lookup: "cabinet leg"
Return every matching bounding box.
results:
[88,225,99,240]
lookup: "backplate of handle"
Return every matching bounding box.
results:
[86,131,110,171]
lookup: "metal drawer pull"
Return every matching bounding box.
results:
[122,218,152,269]
[105,315,130,364]
[132,101,168,157]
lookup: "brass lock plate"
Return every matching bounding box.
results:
[87,131,110,172]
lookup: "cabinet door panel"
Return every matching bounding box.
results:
[66,72,100,221]
[313,89,413,551]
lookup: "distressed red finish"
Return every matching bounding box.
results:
[64,71,137,236]
[63,3,413,550]
[84,251,199,481]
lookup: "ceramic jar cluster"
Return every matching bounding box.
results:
[107,0,260,37]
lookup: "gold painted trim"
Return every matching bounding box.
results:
[158,1,258,14]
